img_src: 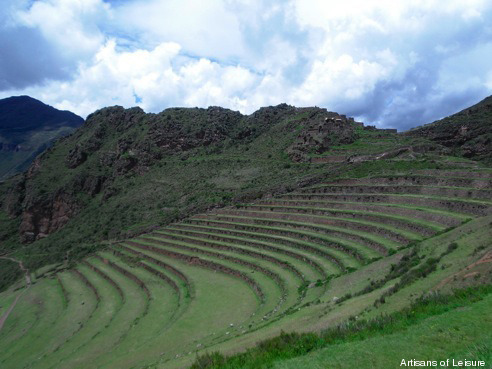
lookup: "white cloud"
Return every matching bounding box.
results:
[291,54,390,104]
[114,0,245,61]
[16,0,109,59]
[2,39,264,116]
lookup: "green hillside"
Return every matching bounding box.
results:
[0,99,491,369]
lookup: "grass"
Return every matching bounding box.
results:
[187,217,385,266]
[16,270,97,368]
[0,259,23,293]
[201,214,396,257]
[269,198,470,221]
[179,226,341,275]
[83,252,180,369]
[1,142,491,369]
[125,237,294,309]
[218,210,423,242]
[0,278,65,369]
[154,230,325,283]
[106,258,261,369]
[244,203,444,232]
[42,257,148,369]
[284,192,492,219]
[277,288,492,369]
[163,227,336,278]
[190,285,492,369]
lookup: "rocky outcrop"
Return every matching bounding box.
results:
[72,174,106,197]
[10,171,105,242]
[19,191,80,243]
[287,112,358,162]
[66,146,87,169]
[26,157,42,179]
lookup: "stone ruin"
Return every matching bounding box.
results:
[287,111,399,162]
[286,112,358,162]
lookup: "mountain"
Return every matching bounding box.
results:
[0,97,487,281]
[0,96,84,180]
[0,104,363,268]
[407,94,492,163]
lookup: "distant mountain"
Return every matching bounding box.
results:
[0,96,84,180]
[407,95,492,163]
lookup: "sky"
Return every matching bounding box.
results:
[1,0,492,130]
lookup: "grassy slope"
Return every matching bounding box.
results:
[0,166,489,369]
[277,293,492,369]
[184,215,492,369]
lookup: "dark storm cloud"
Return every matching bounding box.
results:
[339,70,490,131]
[337,54,491,131]
[0,26,72,90]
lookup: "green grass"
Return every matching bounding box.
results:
[277,288,492,369]
[0,289,20,318]
[13,270,97,369]
[268,198,471,221]
[163,227,338,277]
[149,232,326,306]
[174,225,343,273]
[0,277,65,369]
[244,204,444,232]
[0,259,23,293]
[84,252,180,368]
[190,285,492,369]
[154,230,325,284]
[202,214,400,256]
[105,255,261,369]
[187,217,383,265]
[36,257,145,369]
[125,237,297,310]
[216,210,423,242]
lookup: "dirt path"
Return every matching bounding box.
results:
[0,256,31,332]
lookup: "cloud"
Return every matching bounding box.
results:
[0,0,109,89]
[16,0,108,59]
[287,0,492,129]
[113,0,246,61]
[4,39,263,117]
[0,0,491,131]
